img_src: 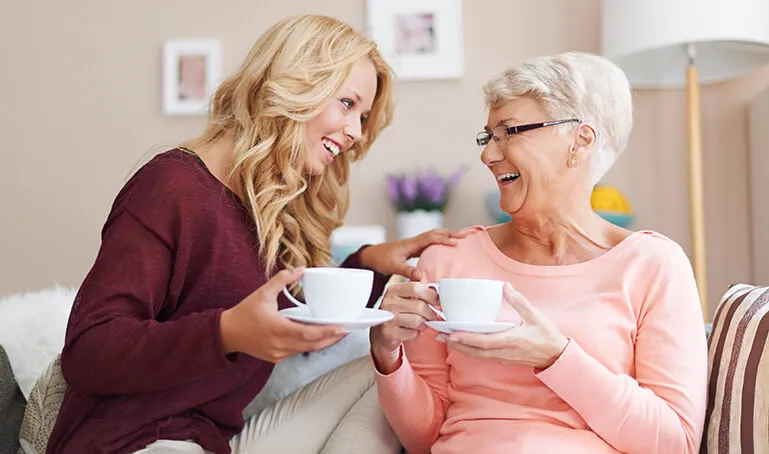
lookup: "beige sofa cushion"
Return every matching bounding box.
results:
[703,284,769,454]
[19,355,66,454]
[321,384,401,454]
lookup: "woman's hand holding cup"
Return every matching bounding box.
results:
[441,283,569,369]
[369,282,441,374]
[220,268,347,363]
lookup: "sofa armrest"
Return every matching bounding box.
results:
[703,284,769,453]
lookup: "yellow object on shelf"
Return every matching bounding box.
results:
[591,185,632,214]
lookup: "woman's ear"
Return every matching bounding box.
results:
[575,123,597,150]
[567,123,597,168]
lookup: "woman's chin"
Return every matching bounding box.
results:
[499,200,522,216]
[303,161,326,176]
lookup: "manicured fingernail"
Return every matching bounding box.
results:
[435,335,447,343]
[448,335,459,342]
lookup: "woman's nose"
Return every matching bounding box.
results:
[344,117,363,143]
[480,141,504,166]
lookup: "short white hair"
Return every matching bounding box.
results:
[483,52,633,185]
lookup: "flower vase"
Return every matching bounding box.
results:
[396,209,444,240]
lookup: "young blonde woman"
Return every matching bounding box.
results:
[46,15,458,454]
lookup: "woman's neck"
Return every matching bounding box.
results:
[184,133,236,191]
[491,204,621,266]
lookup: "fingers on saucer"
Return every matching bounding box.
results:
[395,312,429,330]
[392,282,439,305]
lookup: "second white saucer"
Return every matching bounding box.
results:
[425,321,516,334]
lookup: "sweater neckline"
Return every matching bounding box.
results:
[473,225,648,277]
[172,148,242,202]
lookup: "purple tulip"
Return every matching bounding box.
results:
[420,170,441,190]
[399,176,418,203]
[387,175,402,204]
[425,184,447,206]
[417,171,446,205]
[386,164,467,212]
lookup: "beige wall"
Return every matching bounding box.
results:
[749,86,769,285]
[2,0,767,317]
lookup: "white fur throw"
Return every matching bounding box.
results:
[0,286,373,409]
[0,286,76,399]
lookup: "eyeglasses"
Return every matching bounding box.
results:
[475,119,581,148]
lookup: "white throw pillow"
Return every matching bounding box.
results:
[243,327,372,420]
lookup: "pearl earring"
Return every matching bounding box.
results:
[568,145,578,167]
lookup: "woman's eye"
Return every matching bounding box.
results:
[340,98,354,109]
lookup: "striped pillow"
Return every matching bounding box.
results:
[703,284,769,454]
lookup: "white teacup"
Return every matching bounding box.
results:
[427,278,505,323]
[281,268,373,320]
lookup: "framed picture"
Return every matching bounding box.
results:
[366,0,463,81]
[162,39,222,116]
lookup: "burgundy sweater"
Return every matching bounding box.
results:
[46,150,388,454]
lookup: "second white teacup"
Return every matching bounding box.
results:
[428,278,505,323]
[282,268,373,320]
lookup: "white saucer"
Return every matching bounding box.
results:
[280,306,394,330]
[425,321,516,334]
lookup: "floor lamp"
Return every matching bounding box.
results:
[601,0,769,316]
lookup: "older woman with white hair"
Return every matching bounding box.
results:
[370,52,707,454]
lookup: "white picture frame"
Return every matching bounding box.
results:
[162,39,222,116]
[366,0,463,81]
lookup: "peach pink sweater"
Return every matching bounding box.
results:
[375,227,707,454]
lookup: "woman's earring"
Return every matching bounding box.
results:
[567,145,578,167]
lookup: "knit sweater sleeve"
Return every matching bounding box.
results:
[60,162,236,395]
[535,239,708,453]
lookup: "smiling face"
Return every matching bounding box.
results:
[480,97,591,217]
[304,57,378,176]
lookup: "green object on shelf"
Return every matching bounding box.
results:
[596,211,633,228]
[485,191,511,223]
[487,191,633,228]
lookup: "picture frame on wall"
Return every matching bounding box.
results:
[162,39,221,116]
[366,0,463,81]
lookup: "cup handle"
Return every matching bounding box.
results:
[424,283,446,320]
[282,287,307,308]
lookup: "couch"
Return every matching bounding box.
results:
[0,287,398,454]
[701,283,769,452]
[2,283,768,453]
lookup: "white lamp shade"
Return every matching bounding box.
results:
[602,0,769,87]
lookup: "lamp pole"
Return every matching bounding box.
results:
[685,43,708,316]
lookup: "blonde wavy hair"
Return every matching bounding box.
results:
[186,15,395,274]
